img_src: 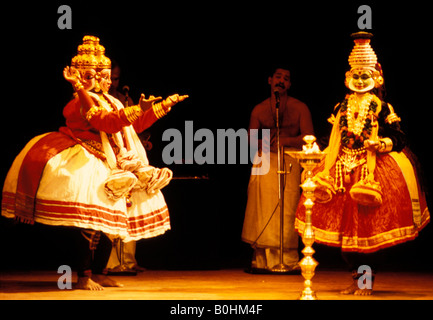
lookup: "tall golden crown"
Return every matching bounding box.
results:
[95,42,111,69]
[71,35,111,69]
[348,32,378,71]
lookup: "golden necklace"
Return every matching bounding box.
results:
[346,93,373,136]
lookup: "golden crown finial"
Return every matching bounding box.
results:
[82,35,99,43]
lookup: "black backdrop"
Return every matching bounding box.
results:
[1,1,432,271]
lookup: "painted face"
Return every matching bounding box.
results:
[96,69,112,93]
[268,68,291,94]
[347,69,375,93]
[76,68,97,91]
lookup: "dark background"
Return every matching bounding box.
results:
[1,1,432,272]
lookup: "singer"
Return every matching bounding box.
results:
[1,36,188,290]
[242,65,314,272]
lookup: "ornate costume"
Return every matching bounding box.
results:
[2,37,187,243]
[296,32,429,254]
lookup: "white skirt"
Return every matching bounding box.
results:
[2,134,170,242]
[242,150,301,249]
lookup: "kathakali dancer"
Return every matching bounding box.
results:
[295,32,429,295]
[1,36,188,290]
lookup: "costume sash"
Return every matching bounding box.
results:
[87,92,149,169]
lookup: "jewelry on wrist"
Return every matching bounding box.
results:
[152,102,171,119]
[378,138,393,153]
[73,82,84,92]
[124,105,144,123]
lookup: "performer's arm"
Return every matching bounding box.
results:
[63,66,96,116]
[125,94,189,133]
[364,102,406,153]
[124,94,162,133]
[64,66,141,133]
[86,94,187,134]
[85,106,132,133]
[377,102,406,152]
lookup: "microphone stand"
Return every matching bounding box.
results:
[124,86,130,107]
[270,89,292,273]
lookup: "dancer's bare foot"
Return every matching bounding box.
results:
[340,280,358,295]
[341,282,373,295]
[92,274,124,287]
[354,288,373,296]
[341,276,374,296]
[75,277,104,290]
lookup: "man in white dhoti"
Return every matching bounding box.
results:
[242,65,314,272]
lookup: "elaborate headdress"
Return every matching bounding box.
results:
[71,36,98,69]
[346,32,384,89]
[93,38,111,69]
[348,32,377,72]
[71,35,111,70]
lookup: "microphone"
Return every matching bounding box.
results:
[273,87,280,107]
[122,85,130,107]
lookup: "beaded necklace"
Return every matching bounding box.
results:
[339,93,378,149]
[346,93,373,136]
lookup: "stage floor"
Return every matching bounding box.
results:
[1,268,433,300]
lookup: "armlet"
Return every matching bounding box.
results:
[86,105,105,122]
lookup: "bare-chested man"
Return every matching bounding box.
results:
[242,66,314,272]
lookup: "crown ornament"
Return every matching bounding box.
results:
[71,35,111,70]
[95,42,111,69]
[345,32,384,90]
[348,32,377,71]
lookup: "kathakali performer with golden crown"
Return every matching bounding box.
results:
[295,32,429,295]
[1,36,188,290]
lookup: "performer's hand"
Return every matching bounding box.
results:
[364,139,380,152]
[167,94,189,104]
[139,94,163,112]
[162,94,189,110]
[63,66,81,85]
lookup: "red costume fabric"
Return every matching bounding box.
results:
[3,132,76,224]
[295,96,429,253]
[2,94,171,241]
[296,150,429,253]
[63,94,157,141]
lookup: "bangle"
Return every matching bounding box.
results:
[378,138,393,153]
[73,82,84,92]
[123,105,144,123]
[152,102,171,119]
[86,105,104,122]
